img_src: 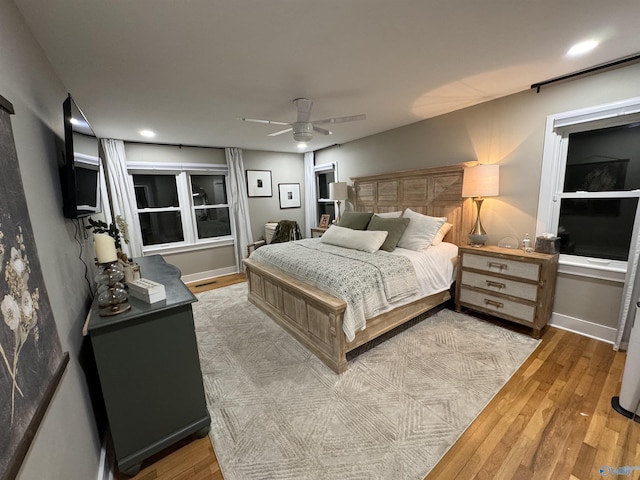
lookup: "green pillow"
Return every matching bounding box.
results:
[337,212,373,230]
[366,215,410,252]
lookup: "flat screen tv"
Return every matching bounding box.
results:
[60,94,102,218]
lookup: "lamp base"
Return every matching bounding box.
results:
[468,233,487,247]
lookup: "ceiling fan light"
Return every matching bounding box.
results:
[292,122,313,143]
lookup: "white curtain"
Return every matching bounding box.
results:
[304,151,317,238]
[226,147,253,271]
[615,208,640,350]
[100,139,144,258]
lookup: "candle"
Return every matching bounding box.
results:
[94,233,118,263]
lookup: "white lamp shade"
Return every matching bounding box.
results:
[462,164,500,198]
[329,182,348,201]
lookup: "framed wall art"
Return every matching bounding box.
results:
[0,94,69,480]
[278,183,301,209]
[246,170,272,197]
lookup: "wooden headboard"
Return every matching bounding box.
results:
[351,165,473,246]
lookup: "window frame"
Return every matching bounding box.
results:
[314,162,337,222]
[128,161,233,254]
[537,96,640,282]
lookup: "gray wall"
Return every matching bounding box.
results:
[316,62,640,331]
[1,0,102,478]
[243,150,305,242]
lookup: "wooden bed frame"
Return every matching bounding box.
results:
[243,165,473,373]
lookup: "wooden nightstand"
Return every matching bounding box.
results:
[455,245,559,338]
[310,227,329,238]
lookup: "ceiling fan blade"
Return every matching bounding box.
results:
[314,114,366,125]
[267,127,293,137]
[313,125,332,136]
[294,98,313,123]
[241,117,290,126]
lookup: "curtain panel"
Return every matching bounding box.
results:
[225,147,253,271]
[100,139,143,258]
[304,151,317,238]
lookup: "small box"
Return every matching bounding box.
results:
[535,235,560,254]
[128,278,166,303]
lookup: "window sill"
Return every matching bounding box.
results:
[558,256,626,283]
[142,238,234,256]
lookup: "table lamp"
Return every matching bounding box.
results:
[462,164,500,247]
[329,182,348,223]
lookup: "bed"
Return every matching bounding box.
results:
[243,165,473,373]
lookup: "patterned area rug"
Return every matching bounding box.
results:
[193,283,540,480]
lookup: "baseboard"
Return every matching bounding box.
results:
[96,435,114,480]
[549,312,617,345]
[181,266,238,285]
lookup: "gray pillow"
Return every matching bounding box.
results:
[367,215,410,252]
[337,212,373,230]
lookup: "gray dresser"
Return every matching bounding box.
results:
[87,255,210,476]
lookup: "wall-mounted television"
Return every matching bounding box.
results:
[60,94,102,219]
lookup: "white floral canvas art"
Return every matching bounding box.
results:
[0,99,66,480]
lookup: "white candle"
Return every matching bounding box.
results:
[94,233,118,263]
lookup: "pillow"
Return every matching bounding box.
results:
[397,208,446,251]
[430,222,453,246]
[366,215,410,252]
[320,225,388,253]
[336,211,373,230]
[374,211,402,218]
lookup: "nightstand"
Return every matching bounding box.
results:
[455,245,559,338]
[310,227,329,238]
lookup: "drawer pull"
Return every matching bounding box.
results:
[484,299,504,309]
[487,261,508,270]
[486,280,506,289]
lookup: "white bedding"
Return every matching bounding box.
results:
[391,242,459,298]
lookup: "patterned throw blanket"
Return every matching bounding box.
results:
[250,238,418,341]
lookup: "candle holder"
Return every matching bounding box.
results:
[95,261,131,317]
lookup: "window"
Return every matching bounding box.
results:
[315,163,336,222]
[133,174,184,246]
[130,163,231,251]
[538,97,640,276]
[190,175,231,239]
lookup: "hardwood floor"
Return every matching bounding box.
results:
[117,274,639,479]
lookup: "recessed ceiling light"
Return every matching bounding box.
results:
[140,129,156,138]
[297,143,307,149]
[567,40,599,57]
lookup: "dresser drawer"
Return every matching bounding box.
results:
[460,270,539,302]
[462,252,540,281]
[458,287,536,324]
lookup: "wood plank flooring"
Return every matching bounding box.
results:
[116,274,639,479]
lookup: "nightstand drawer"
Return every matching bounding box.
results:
[460,270,538,302]
[462,252,540,281]
[458,287,536,323]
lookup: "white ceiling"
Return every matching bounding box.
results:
[13,0,640,153]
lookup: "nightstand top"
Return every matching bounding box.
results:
[459,244,558,261]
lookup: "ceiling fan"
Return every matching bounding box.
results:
[241,98,366,143]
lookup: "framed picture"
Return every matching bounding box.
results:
[1,96,69,480]
[319,214,330,228]
[246,170,272,197]
[278,183,301,209]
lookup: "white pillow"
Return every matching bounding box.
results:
[320,225,388,253]
[374,211,402,218]
[397,208,446,251]
[430,222,453,246]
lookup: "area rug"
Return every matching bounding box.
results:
[192,283,540,480]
